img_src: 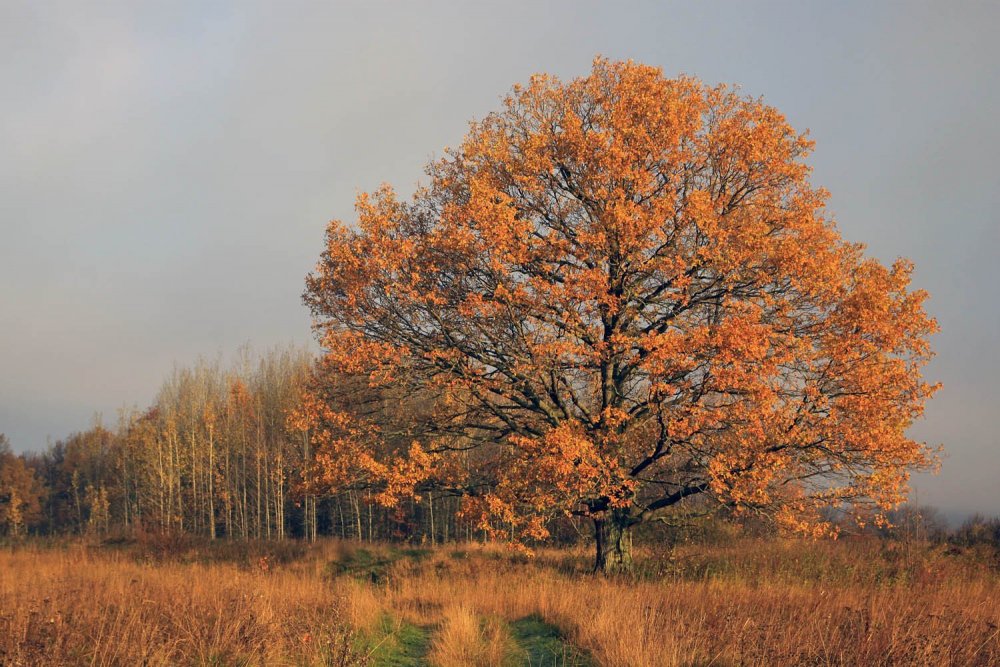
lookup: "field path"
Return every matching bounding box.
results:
[359,615,433,666]
[510,615,595,666]
[361,612,593,666]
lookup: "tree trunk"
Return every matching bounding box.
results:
[207,426,216,539]
[594,510,633,575]
[428,491,436,546]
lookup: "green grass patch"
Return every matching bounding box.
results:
[354,614,432,666]
[510,615,594,666]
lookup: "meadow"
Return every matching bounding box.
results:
[2,533,1000,666]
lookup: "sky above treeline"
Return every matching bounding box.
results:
[1,1,997,519]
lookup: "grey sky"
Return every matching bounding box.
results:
[1,1,997,518]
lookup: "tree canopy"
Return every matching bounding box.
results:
[300,58,938,572]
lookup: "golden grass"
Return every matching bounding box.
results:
[2,536,999,666]
[369,539,1000,666]
[0,542,361,666]
[341,579,385,634]
[427,605,515,667]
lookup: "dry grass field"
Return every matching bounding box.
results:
[2,535,1000,666]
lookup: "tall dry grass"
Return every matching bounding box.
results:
[427,605,515,667]
[371,539,1000,666]
[2,536,999,666]
[0,541,361,666]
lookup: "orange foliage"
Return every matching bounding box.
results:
[298,58,938,547]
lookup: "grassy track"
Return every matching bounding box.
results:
[510,615,595,666]
[356,614,433,666]
[358,612,593,666]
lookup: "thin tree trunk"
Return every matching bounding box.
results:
[351,490,362,542]
[367,492,374,542]
[442,496,449,544]
[208,425,216,539]
[256,448,262,539]
[428,491,435,546]
[338,495,346,539]
[156,436,166,530]
[276,454,284,540]
[190,430,198,535]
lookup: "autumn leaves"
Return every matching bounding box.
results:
[299,59,937,570]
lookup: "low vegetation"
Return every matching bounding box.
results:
[3,532,1000,665]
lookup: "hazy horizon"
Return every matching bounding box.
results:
[2,1,997,519]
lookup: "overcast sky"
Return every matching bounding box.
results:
[1,1,997,519]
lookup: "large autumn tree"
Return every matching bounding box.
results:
[301,59,938,573]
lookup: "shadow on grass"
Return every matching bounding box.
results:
[326,547,432,583]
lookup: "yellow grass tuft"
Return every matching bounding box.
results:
[428,605,515,667]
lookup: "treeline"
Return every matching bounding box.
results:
[0,347,523,543]
[875,505,1000,548]
[1,347,311,539]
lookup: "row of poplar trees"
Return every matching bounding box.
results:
[0,346,495,543]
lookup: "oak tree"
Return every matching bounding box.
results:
[301,59,938,573]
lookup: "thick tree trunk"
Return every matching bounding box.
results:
[594,510,633,575]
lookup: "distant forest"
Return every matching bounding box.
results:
[0,347,567,543]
